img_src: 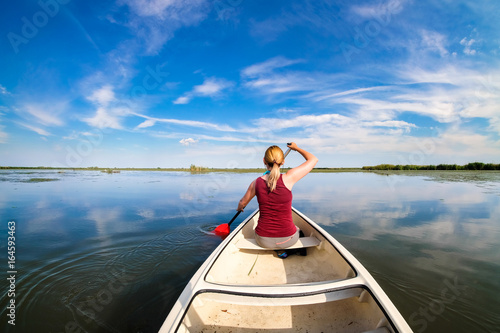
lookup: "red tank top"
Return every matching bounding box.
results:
[255,174,295,237]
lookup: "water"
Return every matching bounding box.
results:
[1,170,499,333]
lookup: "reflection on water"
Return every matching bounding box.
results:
[1,170,499,332]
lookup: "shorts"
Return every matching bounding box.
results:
[254,226,300,249]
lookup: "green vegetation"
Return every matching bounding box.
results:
[362,162,500,171]
[101,168,120,174]
[189,164,210,173]
[24,178,59,183]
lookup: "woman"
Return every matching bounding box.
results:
[237,142,318,250]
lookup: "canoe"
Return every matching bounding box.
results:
[159,207,413,333]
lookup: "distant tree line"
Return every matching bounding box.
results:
[362,162,500,171]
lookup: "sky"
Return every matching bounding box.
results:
[1,0,499,168]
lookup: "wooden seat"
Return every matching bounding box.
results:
[235,237,321,250]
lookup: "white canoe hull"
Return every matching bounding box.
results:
[159,207,413,332]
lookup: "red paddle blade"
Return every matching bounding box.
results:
[213,223,230,236]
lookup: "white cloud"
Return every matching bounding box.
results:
[306,86,391,103]
[276,107,297,113]
[460,37,477,55]
[420,29,448,57]
[241,56,304,78]
[18,122,52,136]
[180,138,198,146]
[173,77,233,104]
[157,118,235,131]
[0,85,10,95]
[397,66,500,125]
[136,119,157,129]
[340,95,458,123]
[133,113,235,132]
[350,0,405,19]
[118,0,210,54]
[86,85,116,106]
[193,78,228,95]
[84,85,135,129]
[14,102,66,137]
[241,57,347,98]
[83,107,129,130]
[172,96,190,105]
[253,113,353,130]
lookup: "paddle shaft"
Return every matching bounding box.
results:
[227,210,242,228]
[284,147,292,159]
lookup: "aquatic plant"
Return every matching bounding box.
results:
[24,178,59,183]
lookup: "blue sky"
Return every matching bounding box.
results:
[1,0,499,168]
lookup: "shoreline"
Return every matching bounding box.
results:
[1,166,500,174]
[0,166,364,173]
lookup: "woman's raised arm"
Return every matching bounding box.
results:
[283,143,318,190]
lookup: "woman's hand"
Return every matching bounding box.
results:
[287,142,298,151]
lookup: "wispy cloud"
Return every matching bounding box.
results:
[118,0,211,54]
[13,101,66,138]
[350,0,405,19]
[17,122,52,136]
[253,113,415,134]
[398,66,500,123]
[305,86,392,103]
[241,56,304,78]
[241,56,333,97]
[84,85,132,129]
[249,1,351,43]
[173,77,233,104]
[253,113,352,130]
[420,29,449,57]
[87,85,116,106]
[133,113,235,132]
[83,107,130,130]
[22,103,65,127]
[0,85,11,95]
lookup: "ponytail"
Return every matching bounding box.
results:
[267,162,281,192]
[263,145,285,192]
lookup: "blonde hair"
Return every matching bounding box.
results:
[264,145,284,192]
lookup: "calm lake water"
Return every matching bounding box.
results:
[1,170,499,333]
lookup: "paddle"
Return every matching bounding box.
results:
[213,210,241,236]
[213,144,293,236]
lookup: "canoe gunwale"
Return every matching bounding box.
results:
[175,284,399,332]
[158,207,413,333]
[193,284,366,300]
